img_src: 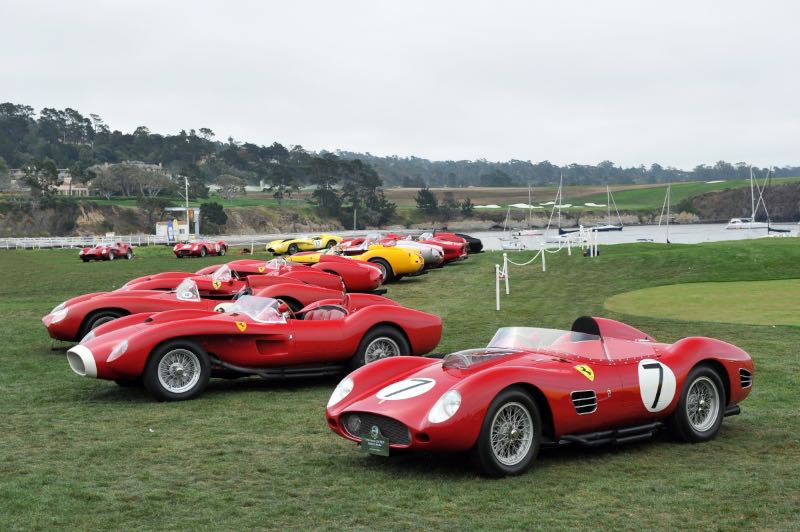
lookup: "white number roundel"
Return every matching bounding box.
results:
[637,359,677,412]
[376,378,436,401]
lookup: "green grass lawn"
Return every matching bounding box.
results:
[605,279,800,327]
[1,240,799,529]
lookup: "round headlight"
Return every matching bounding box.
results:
[107,340,128,362]
[327,376,354,407]
[427,389,462,423]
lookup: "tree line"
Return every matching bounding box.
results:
[334,152,800,187]
[0,102,395,229]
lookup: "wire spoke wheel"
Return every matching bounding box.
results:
[489,402,534,466]
[363,337,400,364]
[686,376,719,432]
[157,349,201,394]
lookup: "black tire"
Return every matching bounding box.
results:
[79,309,125,339]
[669,364,726,443]
[107,250,115,261]
[218,246,226,256]
[369,258,394,283]
[350,325,409,370]
[470,386,542,477]
[200,246,207,258]
[125,249,133,260]
[143,339,210,401]
[81,258,89,263]
[287,243,299,255]
[326,240,337,249]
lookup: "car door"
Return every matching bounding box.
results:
[290,317,345,364]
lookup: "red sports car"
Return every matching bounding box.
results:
[42,277,346,342]
[326,316,754,476]
[415,232,467,263]
[173,240,228,258]
[79,243,134,262]
[124,258,384,293]
[66,294,442,401]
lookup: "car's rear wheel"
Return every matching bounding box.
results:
[108,250,115,261]
[81,258,89,263]
[368,258,393,283]
[143,340,210,401]
[287,244,299,255]
[351,325,409,370]
[114,378,142,388]
[218,246,226,256]
[79,309,125,338]
[125,249,133,260]
[471,387,541,477]
[669,365,725,442]
[326,240,337,249]
[200,247,207,257]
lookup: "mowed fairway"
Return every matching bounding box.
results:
[1,240,799,529]
[606,279,800,327]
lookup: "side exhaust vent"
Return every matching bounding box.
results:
[571,390,597,415]
[739,368,752,389]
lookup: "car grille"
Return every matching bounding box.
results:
[341,412,411,445]
[739,368,752,388]
[571,390,597,414]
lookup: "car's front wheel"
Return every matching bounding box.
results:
[669,365,725,442]
[79,309,125,338]
[199,247,207,258]
[287,244,299,255]
[218,246,226,256]
[143,340,210,401]
[368,258,393,283]
[107,250,115,261]
[125,249,133,260]
[326,240,337,249]
[351,325,409,369]
[471,386,541,477]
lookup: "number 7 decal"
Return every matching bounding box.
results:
[637,359,677,412]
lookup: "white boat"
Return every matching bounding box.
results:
[590,186,623,232]
[726,168,769,230]
[726,217,768,230]
[512,185,543,236]
[499,207,525,250]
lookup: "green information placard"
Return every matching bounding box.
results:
[360,425,390,457]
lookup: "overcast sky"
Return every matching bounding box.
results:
[1,1,798,169]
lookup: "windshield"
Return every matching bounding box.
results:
[211,264,232,282]
[442,348,517,369]
[175,278,200,301]
[419,232,433,240]
[487,327,604,358]
[228,295,286,323]
[264,258,287,270]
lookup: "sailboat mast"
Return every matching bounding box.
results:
[527,184,532,229]
[606,185,611,226]
[666,185,671,242]
[749,166,755,220]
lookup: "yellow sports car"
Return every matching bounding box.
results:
[266,234,343,255]
[287,244,424,282]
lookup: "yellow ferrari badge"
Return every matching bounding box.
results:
[212,280,222,290]
[575,364,595,382]
[235,321,247,332]
[258,266,266,273]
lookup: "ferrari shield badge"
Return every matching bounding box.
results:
[258,266,266,273]
[235,321,247,332]
[212,280,222,290]
[574,365,595,382]
[361,425,390,457]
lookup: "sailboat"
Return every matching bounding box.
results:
[656,185,672,244]
[499,207,525,250]
[590,185,623,232]
[726,168,768,230]
[514,185,543,236]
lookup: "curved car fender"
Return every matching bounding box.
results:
[90,312,159,338]
[343,304,442,356]
[281,269,343,291]
[330,356,441,409]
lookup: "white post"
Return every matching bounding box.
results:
[502,253,509,294]
[540,243,546,272]
[495,264,501,311]
[594,232,599,257]
[251,239,255,255]
[567,236,572,256]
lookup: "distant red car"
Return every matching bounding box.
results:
[326,316,754,477]
[173,240,228,258]
[42,277,345,342]
[415,233,467,263]
[79,243,134,262]
[66,293,442,401]
[124,258,384,294]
